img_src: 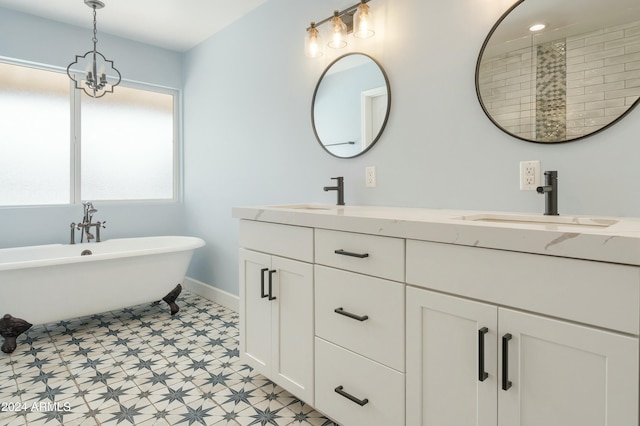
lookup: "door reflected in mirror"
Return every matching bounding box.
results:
[476,0,640,143]
[312,53,390,158]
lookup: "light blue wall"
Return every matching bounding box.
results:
[183,0,640,295]
[0,8,185,248]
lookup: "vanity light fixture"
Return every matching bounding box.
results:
[305,0,375,57]
[66,0,121,98]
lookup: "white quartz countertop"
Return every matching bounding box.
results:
[232,204,640,266]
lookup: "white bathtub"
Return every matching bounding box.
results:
[0,236,204,353]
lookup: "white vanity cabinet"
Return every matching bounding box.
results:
[238,220,314,404]
[234,205,640,426]
[406,240,640,426]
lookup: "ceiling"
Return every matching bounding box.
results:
[0,0,267,52]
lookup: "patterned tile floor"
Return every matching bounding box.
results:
[0,291,339,426]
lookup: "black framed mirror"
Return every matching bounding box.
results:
[476,0,640,143]
[312,53,391,158]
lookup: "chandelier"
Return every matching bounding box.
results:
[67,0,121,98]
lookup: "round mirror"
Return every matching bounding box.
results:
[476,0,640,143]
[312,53,391,158]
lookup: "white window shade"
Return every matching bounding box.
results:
[0,62,70,206]
[80,85,175,201]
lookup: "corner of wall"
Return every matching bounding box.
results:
[182,276,239,312]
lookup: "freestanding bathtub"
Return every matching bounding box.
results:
[0,236,205,353]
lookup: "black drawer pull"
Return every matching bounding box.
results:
[502,333,513,391]
[334,385,369,406]
[478,327,489,382]
[334,307,369,322]
[334,249,369,259]
[260,268,269,298]
[268,270,277,301]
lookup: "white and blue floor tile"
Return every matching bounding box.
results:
[0,291,339,425]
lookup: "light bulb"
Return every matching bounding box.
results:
[328,11,347,49]
[354,2,374,38]
[305,23,323,58]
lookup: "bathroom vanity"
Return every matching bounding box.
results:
[233,204,640,426]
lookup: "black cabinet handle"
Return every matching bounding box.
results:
[334,307,369,322]
[478,327,489,382]
[334,249,369,259]
[334,385,369,406]
[260,268,269,298]
[268,270,277,301]
[502,333,513,391]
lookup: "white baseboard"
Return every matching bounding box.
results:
[182,277,239,312]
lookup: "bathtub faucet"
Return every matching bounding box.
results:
[70,201,106,244]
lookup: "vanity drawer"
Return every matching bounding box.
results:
[239,220,313,262]
[406,239,640,335]
[315,337,405,426]
[315,265,405,371]
[315,229,404,281]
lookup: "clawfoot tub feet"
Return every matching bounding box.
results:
[162,284,182,316]
[0,314,33,354]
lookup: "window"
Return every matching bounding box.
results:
[81,86,175,201]
[0,62,71,205]
[0,61,177,206]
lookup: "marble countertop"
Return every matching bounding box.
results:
[232,204,640,266]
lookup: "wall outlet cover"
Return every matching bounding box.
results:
[520,160,541,190]
[365,166,377,188]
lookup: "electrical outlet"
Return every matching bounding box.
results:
[365,166,377,188]
[519,160,540,190]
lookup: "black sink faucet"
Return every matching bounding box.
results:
[323,177,345,206]
[536,171,558,216]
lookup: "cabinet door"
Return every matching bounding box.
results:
[271,256,314,404]
[498,308,639,426]
[239,248,272,378]
[406,287,498,426]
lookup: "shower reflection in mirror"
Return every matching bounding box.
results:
[476,0,640,143]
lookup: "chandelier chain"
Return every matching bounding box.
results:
[92,7,98,46]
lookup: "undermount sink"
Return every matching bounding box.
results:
[269,204,336,211]
[454,213,618,228]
